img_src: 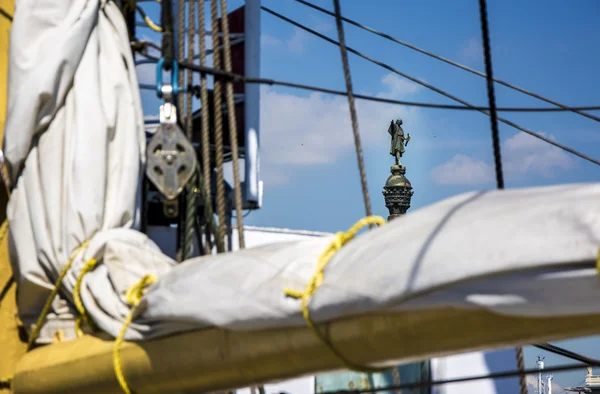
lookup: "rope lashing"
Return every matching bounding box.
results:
[113,274,158,394]
[284,216,389,373]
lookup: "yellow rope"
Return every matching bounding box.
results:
[284,215,389,373]
[0,221,11,388]
[73,258,99,337]
[27,240,90,350]
[0,220,8,245]
[134,4,163,32]
[114,274,157,394]
[142,14,163,32]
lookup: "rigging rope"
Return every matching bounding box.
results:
[210,0,227,250]
[174,60,600,168]
[284,216,389,373]
[114,274,158,394]
[196,0,214,255]
[217,7,255,392]
[332,0,373,226]
[294,0,600,124]
[183,0,197,260]
[477,2,524,391]
[26,241,91,350]
[136,46,600,113]
[171,67,600,175]
[514,348,527,394]
[174,0,186,262]
[219,0,246,249]
[177,0,185,112]
[534,342,600,366]
[130,3,600,391]
[134,5,163,32]
[159,0,174,68]
[261,6,600,169]
[321,362,594,394]
[195,162,225,253]
[479,0,504,190]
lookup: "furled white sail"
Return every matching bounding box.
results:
[4,0,175,343]
[5,0,600,371]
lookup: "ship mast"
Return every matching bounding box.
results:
[537,356,545,394]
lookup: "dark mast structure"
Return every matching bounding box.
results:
[382,118,413,220]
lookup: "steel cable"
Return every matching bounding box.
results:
[219,0,246,249]
[261,6,600,168]
[479,0,504,190]
[332,0,373,226]
[294,0,600,124]
[134,43,600,113]
[173,60,600,169]
[535,342,600,366]
[196,0,214,255]
[210,0,227,250]
[183,0,197,260]
[321,362,593,394]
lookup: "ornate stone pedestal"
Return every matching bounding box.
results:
[382,164,414,221]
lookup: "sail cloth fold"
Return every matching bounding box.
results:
[5,0,600,353]
[4,0,175,344]
[139,184,600,337]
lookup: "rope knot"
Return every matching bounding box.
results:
[114,274,158,394]
[282,216,387,372]
[125,274,157,307]
[285,216,385,303]
[74,258,99,337]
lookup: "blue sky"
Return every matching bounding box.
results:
[136,0,600,391]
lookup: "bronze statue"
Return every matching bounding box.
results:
[388,118,410,166]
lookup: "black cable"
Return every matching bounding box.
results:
[134,53,600,170]
[479,0,504,190]
[261,6,600,169]
[321,362,591,394]
[171,60,600,113]
[132,44,600,113]
[0,7,13,21]
[332,0,373,225]
[160,0,174,69]
[293,0,600,124]
[535,342,600,366]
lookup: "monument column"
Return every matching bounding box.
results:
[383,118,414,220]
[314,118,427,394]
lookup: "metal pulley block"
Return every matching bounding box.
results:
[146,122,197,200]
[146,60,196,201]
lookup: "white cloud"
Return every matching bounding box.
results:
[430,132,576,185]
[259,73,424,185]
[502,131,575,178]
[378,74,423,98]
[286,28,310,55]
[431,154,494,185]
[261,34,282,49]
[462,37,483,62]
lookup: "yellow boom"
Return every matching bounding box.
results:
[0,0,28,391]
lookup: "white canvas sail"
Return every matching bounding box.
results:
[7,0,600,351]
[6,1,600,393]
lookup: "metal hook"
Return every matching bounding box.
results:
[156,58,180,98]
